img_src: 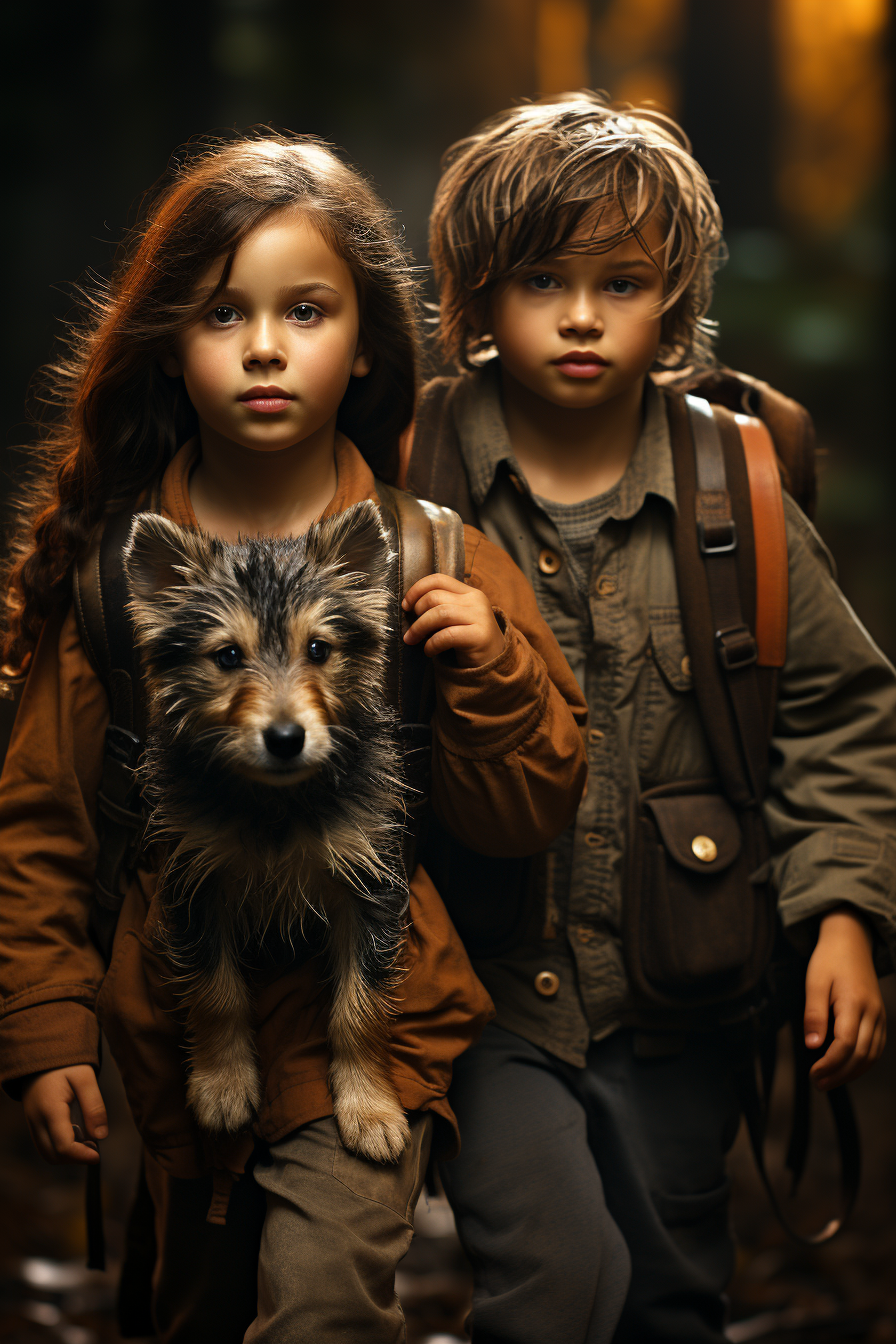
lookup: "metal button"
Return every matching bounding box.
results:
[691,834,718,863]
[534,970,560,997]
[681,655,691,678]
[595,575,617,597]
[538,548,562,576]
[576,924,594,944]
[589,728,604,745]
[584,832,605,848]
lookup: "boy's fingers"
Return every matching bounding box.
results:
[802,972,831,1048]
[810,1002,861,1086]
[403,573,468,609]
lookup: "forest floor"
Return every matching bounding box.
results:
[2,978,894,1344]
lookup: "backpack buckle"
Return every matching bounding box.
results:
[698,518,738,555]
[716,624,758,670]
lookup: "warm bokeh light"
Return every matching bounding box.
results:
[536,0,590,94]
[592,0,684,113]
[774,0,890,230]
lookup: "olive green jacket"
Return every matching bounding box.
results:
[434,364,896,1066]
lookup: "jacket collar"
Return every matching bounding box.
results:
[452,360,678,519]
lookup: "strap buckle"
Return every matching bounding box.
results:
[716,624,758,670]
[698,518,738,555]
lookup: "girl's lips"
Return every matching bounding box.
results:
[239,397,294,413]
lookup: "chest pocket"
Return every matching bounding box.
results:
[649,606,693,693]
[638,607,712,784]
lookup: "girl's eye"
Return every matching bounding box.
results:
[290,304,321,325]
[210,305,240,325]
[214,644,243,669]
[606,278,638,295]
[307,639,331,663]
[527,274,559,291]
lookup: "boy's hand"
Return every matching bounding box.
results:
[403,574,505,669]
[21,1065,107,1165]
[804,907,886,1091]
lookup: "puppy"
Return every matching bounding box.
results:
[123,500,410,1162]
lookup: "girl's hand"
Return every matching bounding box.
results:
[402,574,505,669]
[804,907,886,1091]
[21,1065,107,1165]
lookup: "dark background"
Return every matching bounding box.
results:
[1,2,894,1341]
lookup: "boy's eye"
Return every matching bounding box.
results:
[214,644,243,669]
[210,305,240,325]
[307,639,331,663]
[606,278,638,295]
[526,274,559,291]
[290,304,321,325]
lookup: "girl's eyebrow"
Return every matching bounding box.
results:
[194,281,341,303]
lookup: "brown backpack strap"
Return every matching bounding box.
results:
[737,414,789,669]
[404,379,480,526]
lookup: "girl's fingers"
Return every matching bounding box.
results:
[404,604,471,644]
[71,1070,108,1141]
[422,626,479,659]
[403,573,469,610]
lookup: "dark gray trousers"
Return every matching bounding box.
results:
[439,1023,742,1344]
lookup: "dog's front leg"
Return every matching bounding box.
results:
[184,942,260,1133]
[325,886,409,1163]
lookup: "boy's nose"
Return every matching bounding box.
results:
[561,304,603,337]
[263,724,306,759]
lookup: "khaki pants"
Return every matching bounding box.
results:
[143,1112,432,1344]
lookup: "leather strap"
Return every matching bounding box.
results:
[737,414,789,668]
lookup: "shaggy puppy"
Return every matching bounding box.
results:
[123,501,410,1162]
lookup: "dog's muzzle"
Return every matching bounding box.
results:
[263,723,306,761]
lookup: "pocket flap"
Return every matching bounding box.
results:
[644,792,742,873]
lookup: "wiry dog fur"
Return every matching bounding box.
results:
[123,500,411,1162]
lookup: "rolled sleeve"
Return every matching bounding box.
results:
[765,496,896,964]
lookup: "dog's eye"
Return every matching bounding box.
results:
[307,639,331,664]
[214,644,243,670]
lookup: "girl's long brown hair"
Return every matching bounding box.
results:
[2,133,418,674]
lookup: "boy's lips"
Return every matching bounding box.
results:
[238,385,294,412]
[552,352,609,379]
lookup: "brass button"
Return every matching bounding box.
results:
[595,575,617,597]
[691,834,718,863]
[534,970,560,997]
[538,548,562,576]
[576,924,594,944]
[584,831,605,848]
[589,728,604,745]
[681,655,691,678]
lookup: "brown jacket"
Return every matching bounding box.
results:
[0,436,587,1175]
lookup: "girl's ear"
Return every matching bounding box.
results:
[351,341,372,379]
[160,351,182,378]
[124,513,201,601]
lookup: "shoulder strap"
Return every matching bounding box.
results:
[403,379,481,526]
[737,414,789,669]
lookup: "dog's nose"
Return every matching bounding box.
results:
[263,724,306,760]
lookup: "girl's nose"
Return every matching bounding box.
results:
[243,317,286,369]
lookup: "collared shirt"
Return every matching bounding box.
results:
[448,361,896,1067]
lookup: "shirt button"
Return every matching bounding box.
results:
[584,832,605,848]
[509,472,525,494]
[691,834,718,862]
[589,728,604,745]
[538,548,562,576]
[595,575,617,597]
[534,970,560,997]
[681,655,691,678]
[576,924,594,944]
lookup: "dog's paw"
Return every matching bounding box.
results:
[331,1064,409,1163]
[186,1062,260,1132]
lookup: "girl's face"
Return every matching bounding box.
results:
[164,212,370,456]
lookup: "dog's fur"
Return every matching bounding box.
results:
[123,501,411,1162]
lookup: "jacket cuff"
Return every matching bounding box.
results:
[0,999,101,1096]
[433,612,549,758]
[775,826,896,973]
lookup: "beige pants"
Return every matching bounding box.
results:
[146,1112,432,1344]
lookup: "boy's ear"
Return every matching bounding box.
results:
[304,500,394,590]
[124,513,203,601]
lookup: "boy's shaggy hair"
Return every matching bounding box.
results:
[430,91,725,372]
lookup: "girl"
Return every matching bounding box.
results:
[0,134,587,1343]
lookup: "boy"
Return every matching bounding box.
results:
[406,94,896,1343]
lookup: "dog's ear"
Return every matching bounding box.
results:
[305,500,394,590]
[124,513,209,601]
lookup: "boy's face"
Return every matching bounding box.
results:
[488,212,666,411]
